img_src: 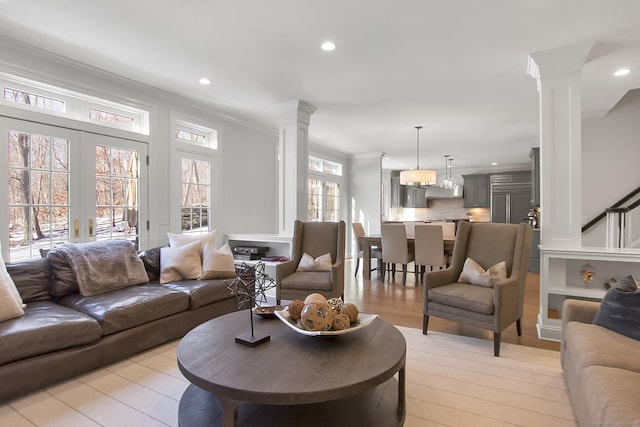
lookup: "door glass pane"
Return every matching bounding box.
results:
[325,182,340,222]
[308,178,323,222]
[95,145,140,247]
[7,130,70,260]
[181,159,210,234]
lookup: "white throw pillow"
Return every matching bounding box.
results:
[296,252,333,272]
[160,240,203,283]
[0,249,25,322]
[167,230,216,249]
[458,257,507,288]
[200,243,237,280]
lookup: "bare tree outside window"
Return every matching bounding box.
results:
[181,158,210,234]
[8,131,70,260]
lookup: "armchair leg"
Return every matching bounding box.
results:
[422,315,429,335]
[355,258,360,276]
[494,332,501,357]
[516,318,522,336]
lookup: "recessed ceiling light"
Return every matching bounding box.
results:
[491,162,498,166]
[321,41,336,51]
[199,77,211,85]
[614,68,631,77]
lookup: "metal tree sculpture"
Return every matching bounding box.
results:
[225,262,275,347]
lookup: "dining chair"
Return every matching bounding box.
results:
[352,222,383,277]
[381,223,417,286]
[441,222,456,237]
[414,224,448,284]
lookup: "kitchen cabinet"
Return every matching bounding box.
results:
[404,186,427,208]
[530,147,540,206]
[390,174,404,208]
[462,174,489,208]
[490,171,532,224]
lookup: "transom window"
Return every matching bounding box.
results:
[308,156,342,176]
[175,119,217,150]
[0,73,149,135]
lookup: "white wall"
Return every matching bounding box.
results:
[582,89,640,247]
[349,154,382,236]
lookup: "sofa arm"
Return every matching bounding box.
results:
[561,299,600,331]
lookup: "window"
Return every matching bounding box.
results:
[170,114,218,235]
[7,130,70,260]
[308,156,342,222]
[4,87,65,112]
[181,158,211,234]
[89,108,135,128]
[0,73,149,135]
[175,119,217,150]
[94,146,141,243]
[308,156,342,176]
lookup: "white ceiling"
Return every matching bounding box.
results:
[1,0,640,171]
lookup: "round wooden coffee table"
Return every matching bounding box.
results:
[177,309,406,427]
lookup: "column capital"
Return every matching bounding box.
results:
[272,100,317,125]
[528,41,593,80]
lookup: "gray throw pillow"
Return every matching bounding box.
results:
[592,275,640,341]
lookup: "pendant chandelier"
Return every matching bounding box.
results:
[440,155,457,190]
[399,126,437,186]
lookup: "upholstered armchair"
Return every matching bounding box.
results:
[423,221,533,356]
[275,220,346,304]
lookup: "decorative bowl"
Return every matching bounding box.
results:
[274,308,378,336]
[252,305,284,318]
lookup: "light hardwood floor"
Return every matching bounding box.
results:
[345,259,561,352]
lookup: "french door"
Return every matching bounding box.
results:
[0,117,147,261]
[308,175,340,222]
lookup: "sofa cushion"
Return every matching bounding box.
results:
[458,257,507,288]
[160,278,235,310]
[57,284,189,335]
[6,258,52,302]
[593,275,640,341]
[160,241,202,283]
[200,243,236,280]
[48,248,80,298]
[0,301,102,365]
[563,321,640,374]
[581,365,640,424]
[428,282,494,314]
[167,230,216,250]
[138,246,162,281]
[296,252,332,272]
[0,249,25,322]
[281,271,332,291]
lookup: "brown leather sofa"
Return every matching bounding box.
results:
[0,246,241,402]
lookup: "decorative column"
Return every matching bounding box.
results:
[527,42,593,248]
[273,100,317,237]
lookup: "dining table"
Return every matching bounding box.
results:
[361,234,456,280]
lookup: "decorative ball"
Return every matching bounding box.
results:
[340,303,359,323]
[326,297,344,314]
[332,313,351,330]
[288,300,305,321]
[300,302,334,331]
[304,293,327,305]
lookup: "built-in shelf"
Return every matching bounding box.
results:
[226,234,294,299]
[538,245,640,342]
